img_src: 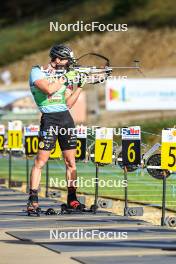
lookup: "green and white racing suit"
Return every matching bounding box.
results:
[29,65,77,151]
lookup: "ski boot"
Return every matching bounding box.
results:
[61,200,86,214]
[61,187,86,214]
[27,190,41,216]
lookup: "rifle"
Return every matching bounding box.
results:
[68,52,145,84]
[48,52,145,84]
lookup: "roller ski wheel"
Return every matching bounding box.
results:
[90,204,98,212]
[45,208,57,215]
[61,203,70,214]
[61,201,86,214]
[27,203,41,217]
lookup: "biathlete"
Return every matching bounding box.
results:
[27,44,86,214]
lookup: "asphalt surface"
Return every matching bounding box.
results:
[0,186,176,264]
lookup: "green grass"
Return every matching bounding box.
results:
[1,155,176,210]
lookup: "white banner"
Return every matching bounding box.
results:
[96,127,113,140]
[24,125,39,136]
[8,120,22,131]
[162,129,176,143]
[122,126,141,140]
[76,125,87,138]
[105,78,176,111]
[0,125,5,135]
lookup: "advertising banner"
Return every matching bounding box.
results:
[105,78,176,111]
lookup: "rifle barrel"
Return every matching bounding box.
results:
[110,66,140,69]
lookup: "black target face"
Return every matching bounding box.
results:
[25,136,38,155]
[122,139,141,166]
[146,153,170,180]
[0,135,5,151]
[75,138,87,160]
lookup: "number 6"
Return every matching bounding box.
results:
[128,143,135,162]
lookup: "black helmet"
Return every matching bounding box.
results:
[49,44,75,64]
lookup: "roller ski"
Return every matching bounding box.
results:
[25,206,58,216]
[60,187,97,214]
[61,201,86,214]
[26,189,41,217]
[60,202,98,214]
[61,187,86,214]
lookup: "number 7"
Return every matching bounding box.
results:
[100,142,107,160]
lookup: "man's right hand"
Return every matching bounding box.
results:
[34,78,62,95]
